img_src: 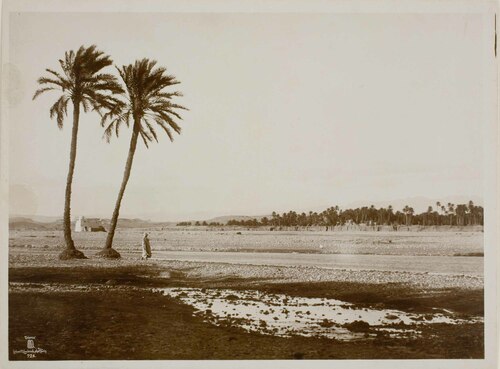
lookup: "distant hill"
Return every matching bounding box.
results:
[9,216,174,231]
[10,214,61,223]
[9,217,54,230]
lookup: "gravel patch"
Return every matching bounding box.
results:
[9,251,483,290]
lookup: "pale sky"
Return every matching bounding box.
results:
[8,12,489,220]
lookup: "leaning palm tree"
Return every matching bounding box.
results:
[96,59,187,258]
[33,45,123,260]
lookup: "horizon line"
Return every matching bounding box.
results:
[10,196,484,223]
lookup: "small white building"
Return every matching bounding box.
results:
[75,216,106,232]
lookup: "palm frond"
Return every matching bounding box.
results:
[32,87,57,100]
[142,118,158,143]
[81,97,90,113]
[139,131,150,148]
[49,95,69,129]
[153,91,183,100]
[103,120,117,142]
[45,68,68,82]
[154,118,174,142]
[102,114,130,143]
[156,111,182,134]
[37,77,67,89]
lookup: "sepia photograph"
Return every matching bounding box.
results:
[0,0,498,368]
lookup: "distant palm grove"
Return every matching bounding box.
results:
[178,201,483,229]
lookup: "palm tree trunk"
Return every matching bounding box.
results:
[63,100,80,250]
[59,100,86,260]
[103,123,140,251]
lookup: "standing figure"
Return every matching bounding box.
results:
[141,232,152,260]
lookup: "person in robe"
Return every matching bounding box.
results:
[141,232,152,260]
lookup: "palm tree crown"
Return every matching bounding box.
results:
[101,58,187,146]
[33,45,123,127]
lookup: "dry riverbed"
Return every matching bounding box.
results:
[9,259,483,359]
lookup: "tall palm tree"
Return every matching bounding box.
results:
[426,206,433,226]
[408,207,415,225]
[435,201,441,224]
[387,205,393,224]
[33,45,122,260]
[468,200,475,225]
[403,205,410,226]
[447,203,455,225]
[96,59,187,258]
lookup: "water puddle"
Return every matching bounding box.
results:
[158,287,482,341]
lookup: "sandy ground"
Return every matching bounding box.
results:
[9,228,484,256]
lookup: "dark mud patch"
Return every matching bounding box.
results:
[9,266,182,287]
[9,288,484,360]
[454,252,484,257]
[345,320,371,333]
[9,265,271,290]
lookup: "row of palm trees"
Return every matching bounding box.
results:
[430,201,484,226]
[34,45,186,259]
[224,201,484,228]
